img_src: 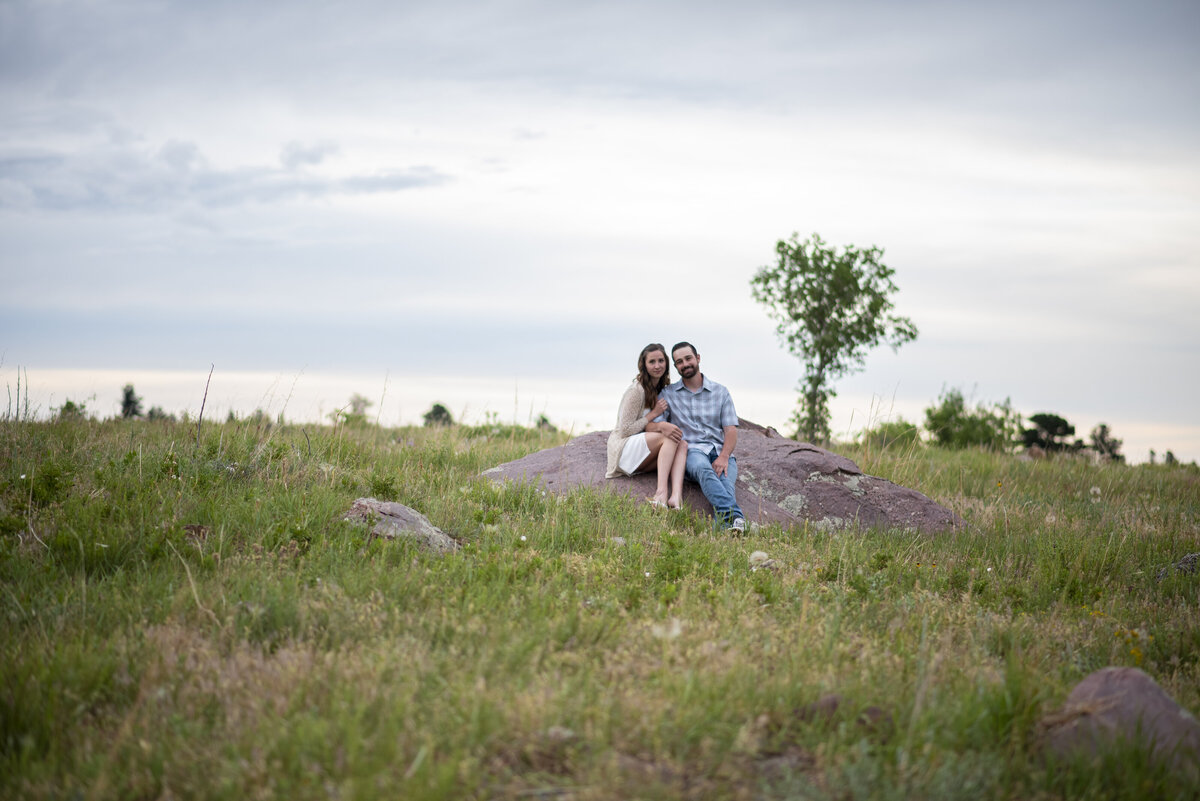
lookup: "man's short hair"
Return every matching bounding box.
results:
[671,341,698,360]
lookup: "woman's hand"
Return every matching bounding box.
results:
[651,397,669,418]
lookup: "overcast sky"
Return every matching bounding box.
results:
[2,0,1198,462]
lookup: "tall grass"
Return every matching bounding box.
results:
[1,416,1197,799]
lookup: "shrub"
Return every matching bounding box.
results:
[861,418,921,451]
[423,403,454,427]
[54,399,89,421]
[120,384,143,419]
[924,388,1020,450]
[1089,423,1124,462]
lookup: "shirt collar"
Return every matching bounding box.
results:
[671,375,709,393]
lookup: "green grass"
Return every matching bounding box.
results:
[1,416,1198,799]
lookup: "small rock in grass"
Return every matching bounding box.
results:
[344,498,459,554]
[1039,666,1200,778]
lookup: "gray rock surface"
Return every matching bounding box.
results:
[345,497,459,553]
[484,419,962,533]
[1040,667,1200,776]
[1156,552,1200,582]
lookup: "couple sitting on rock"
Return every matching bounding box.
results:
[605,341,746,533]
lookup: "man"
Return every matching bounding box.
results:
[662,341,746,532]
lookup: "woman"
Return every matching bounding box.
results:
[605,342,688,509]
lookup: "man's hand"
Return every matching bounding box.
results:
[648,420,683,442]
[714,426,737,476]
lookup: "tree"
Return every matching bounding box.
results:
[1022,413,1077,452]
[1089,423,1124,462]
[751,233,918,443]
[121,384,143,419]
[423,402,454,427]
[923,388,1021,451]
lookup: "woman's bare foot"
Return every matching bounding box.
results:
[650,492,669,509]
[667,496,682,510]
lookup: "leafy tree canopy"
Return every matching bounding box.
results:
[1022,413,1078,452]
[751,233,918,443]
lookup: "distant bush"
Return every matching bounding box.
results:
[861,418,921,451]
[423,403,454,427]
[121,384,143,419]
[146,406,176,422]
[924,388,1020,451]
[54,399,89,421]
[1089,423,1124,462]
[330,393,374,427]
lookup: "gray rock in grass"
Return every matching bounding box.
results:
[345,498,459,554]
[1156,552,1200,582]
[1040,667,1200,777]
[484,418,962,534]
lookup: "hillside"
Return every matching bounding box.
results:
[2,417,1197,799]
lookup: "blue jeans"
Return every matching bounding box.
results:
[685,448,744,525]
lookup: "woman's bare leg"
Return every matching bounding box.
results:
[637,433,670,505]
[668,440,687,508]
[654,437,679,504]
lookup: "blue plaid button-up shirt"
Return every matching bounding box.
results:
[663,375,738,455]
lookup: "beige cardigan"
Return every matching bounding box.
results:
[606,380,652,478]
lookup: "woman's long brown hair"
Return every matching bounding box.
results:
[636,343,671,410]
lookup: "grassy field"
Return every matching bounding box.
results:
[2,415,1198,800]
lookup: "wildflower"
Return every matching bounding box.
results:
[20,474,26,479]
[986,567,993,572]
[1090,486,1101,504]
[645,572,651,578]
[519,535,527,542]
[749,551,771,567]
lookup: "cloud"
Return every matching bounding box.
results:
[280,140,340,170]
[0,140,451,213]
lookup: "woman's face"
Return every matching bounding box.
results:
[644,349,668,380]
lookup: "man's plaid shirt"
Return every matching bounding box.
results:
[663,375,738,455]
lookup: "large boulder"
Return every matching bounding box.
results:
[484,419,962,533]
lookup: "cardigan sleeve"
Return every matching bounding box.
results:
[606,382,650,478]
[614,383,649,439]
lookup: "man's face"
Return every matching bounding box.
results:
[672,347,699,380]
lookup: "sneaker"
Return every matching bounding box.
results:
[730,517,746,533]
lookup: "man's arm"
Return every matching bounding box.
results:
[712,425,737,476]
